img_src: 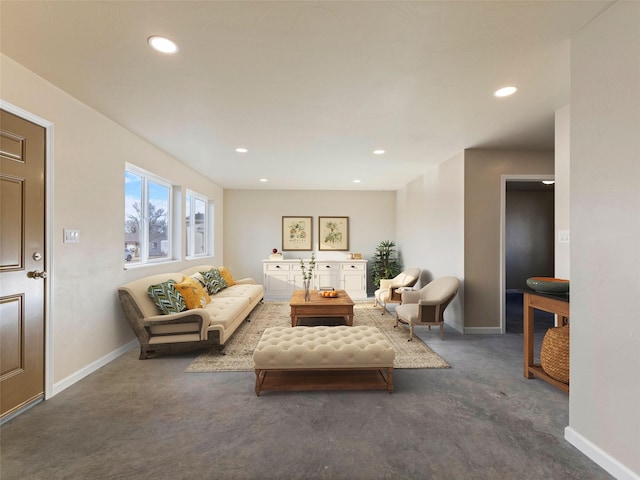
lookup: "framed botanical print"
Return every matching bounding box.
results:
[282,216,313,251]
[318,216,349,251]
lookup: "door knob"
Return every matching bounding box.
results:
[29,270,48,279]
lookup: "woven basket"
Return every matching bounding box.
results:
[540,325,570,384]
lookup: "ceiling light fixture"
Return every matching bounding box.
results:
[542,180,555,185]
[373,149,385,155]
[494,86,518,97]
[259,178,268,183]
[148,36,179,54]
[235,147,248,153]
[353,179,361,184]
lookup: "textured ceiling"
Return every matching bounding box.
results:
[0,1,612,190]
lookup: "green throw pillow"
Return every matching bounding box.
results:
[200,268,228,294]
[148,280,187,314]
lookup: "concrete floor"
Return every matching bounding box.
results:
[1,303,611,480]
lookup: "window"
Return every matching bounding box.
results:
[186,190,209,257]
[125,166,172,265]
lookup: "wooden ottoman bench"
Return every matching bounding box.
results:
[253,325,395,395]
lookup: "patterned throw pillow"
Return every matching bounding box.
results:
[217,266,236,286]
[148,280,187,314]
[173,277,211,310]
[200,268,228,294]
[189,273,205,286]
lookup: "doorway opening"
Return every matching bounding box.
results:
[500,175,555,334]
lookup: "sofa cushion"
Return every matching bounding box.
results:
[173,277,211,310]
[217,266,236,286]
[204,296,251,329]
[213,283,264,303]
[200,268,227,294]
[148,280,187,314]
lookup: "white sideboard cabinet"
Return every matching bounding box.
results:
[262,259,368,300]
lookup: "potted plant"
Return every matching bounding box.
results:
[371,240,401,288]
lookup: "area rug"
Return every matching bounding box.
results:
[185,301,450,372]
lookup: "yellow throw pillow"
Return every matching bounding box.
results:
[217,266,236,286]
[173,277,211,310]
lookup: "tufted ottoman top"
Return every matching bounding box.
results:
[253,325,395,370]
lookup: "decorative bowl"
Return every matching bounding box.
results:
[526,277,569,294]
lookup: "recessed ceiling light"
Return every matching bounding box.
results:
[235,147,248,153]
[259,178,268,182]
[373,149,385,155]
[542,180,555,185]
[494,86,518,97]
[148,36,179,54]
[353,179,361,184]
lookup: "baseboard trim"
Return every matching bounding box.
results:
[463,326,502,334]
[1,396,43,426]
[50,340,138,398]
[565,426,639,480]
[446,320,464,334]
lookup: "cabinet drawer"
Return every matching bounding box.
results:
[265,263,290,272]
[341,263,366,272]
[317,262,339,270]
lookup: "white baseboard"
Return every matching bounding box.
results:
[565,426,640,480]
[50,340,138,398]
[463,326,502,334]
[446,320,464,334]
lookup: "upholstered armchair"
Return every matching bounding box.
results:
[373,268,421,315]
[394,276,460,341]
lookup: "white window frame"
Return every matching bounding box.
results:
[185,189,210,258]
[125,164,174,266]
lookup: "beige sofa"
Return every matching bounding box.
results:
[118,265,263,359]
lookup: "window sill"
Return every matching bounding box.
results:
[185,255,214,262]
[123,259,182,271]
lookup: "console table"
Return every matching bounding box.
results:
[523,290,570,393]
[262,259,368,300]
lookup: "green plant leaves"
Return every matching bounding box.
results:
[370,240,401,288]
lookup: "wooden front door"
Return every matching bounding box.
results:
[0,109,46,420]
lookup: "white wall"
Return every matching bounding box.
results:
[1,54,225,392]
[566,2,640,479]
[223,189,395,294]
[554,105,570,279]
[396,152,465,331]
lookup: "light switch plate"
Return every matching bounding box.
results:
[63,229,80,243]
[558,230,570,244]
